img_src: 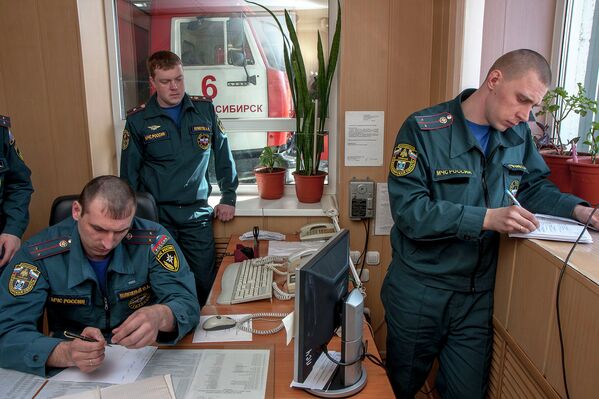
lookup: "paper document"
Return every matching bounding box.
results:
[193,314,253,343]
[509,213,593,243]
[52,345,157,384]
[0,367,46,398]
[267,240,325,257]
[184,349,270,399]
[290,351,340,390]
[53,374,176,399]
[240,230,285,241]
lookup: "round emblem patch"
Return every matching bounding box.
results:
[197,133,210,150]
[8,263,40,296]
[390,144,418,177]
[156,244,180,272]
[122,129,130,150]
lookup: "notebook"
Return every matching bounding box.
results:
[509,214,593,243]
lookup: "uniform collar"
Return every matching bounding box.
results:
[143,93,197,120]
[67,224,135,289]
[449,89,525,158]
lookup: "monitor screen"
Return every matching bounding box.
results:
[293,229,350,383]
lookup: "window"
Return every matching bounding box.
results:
[556,0,599,144]
[108,0,336,191]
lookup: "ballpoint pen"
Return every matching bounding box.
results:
[505,189,522,207]
[64,330,111,346]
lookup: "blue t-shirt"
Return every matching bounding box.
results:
[467,120,491,155]
[162,102,183,128]
[88,256,111,295]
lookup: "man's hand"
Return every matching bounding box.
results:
[47,327,106,373]
[483,206,540,234]
[214,204,235,222]
[0,233,21,267]
[573,205,599,229]
[111,304,175,348]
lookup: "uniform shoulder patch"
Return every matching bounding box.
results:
[0,114,10,128]
[151,234,169,255]
[155,244,180,272]
[28,237,71,260]
[190,95,212,102]
[124,228,158,245]
[390,144,418,177]
[9,263,41,296]
[415,112,453,131]
[126,103,146,116]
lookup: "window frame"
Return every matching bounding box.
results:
[103,0,338,197]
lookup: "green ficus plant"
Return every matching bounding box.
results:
[535,83,598,155]
[583,121,599,164]
[258,146,285,172]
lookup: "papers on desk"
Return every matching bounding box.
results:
[267,240,325,257]
[52,345,157,384]
[53,374,176,399]
[509,213,593,243]
[239,230,285,241]
[0,367,46,398]
[290,351,340,390]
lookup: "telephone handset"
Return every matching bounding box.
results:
[299,223,336,241]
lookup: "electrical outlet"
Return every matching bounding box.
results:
[349,179,375,220]
[360,268,370,282]
[366,251,380,265]
[350,250,361,264]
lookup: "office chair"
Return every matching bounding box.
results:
[48,191,159,226]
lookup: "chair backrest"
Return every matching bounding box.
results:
[48,192,159,226]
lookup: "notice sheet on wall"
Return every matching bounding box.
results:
[344,111,384,166]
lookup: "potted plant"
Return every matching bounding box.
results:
[534,83,598,192]
[247,0,341,203]
[254,146,287,200]
[568,121,599,205]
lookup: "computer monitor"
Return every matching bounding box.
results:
[293,229,367,397]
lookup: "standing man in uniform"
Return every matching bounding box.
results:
[382,49,599,398]
[0,176,199,376]
[121,51,238,305]
[0,114,33,270]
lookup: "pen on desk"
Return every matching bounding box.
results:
[64,330,111,346]
[505,189,522,207]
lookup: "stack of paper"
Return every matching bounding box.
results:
[239,230,285,241]
[509,214,593,243]
[54,374,175,399]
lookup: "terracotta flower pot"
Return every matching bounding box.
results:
[568,157,599,206]
[541,152,573,193]
[293,171,327,203]
[254,167,286,200]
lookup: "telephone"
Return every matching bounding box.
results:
[299,223,336,241]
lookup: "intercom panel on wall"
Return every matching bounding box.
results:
[349,179,375,219]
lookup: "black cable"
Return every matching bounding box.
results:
[555,205,598,399]
[358,219,370,278]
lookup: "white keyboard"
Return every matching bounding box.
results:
[217,259,274,305]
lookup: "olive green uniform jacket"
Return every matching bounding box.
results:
[385,89,584,292]
[0,217,199,377]
[0,115,33,238]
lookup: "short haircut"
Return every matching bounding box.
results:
[147,50,182,78]
[78,176,136,219]
[487,49,552,86]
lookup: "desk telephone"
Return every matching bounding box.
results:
[299,223,336,241]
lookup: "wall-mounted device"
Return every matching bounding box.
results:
[349,179,375,220]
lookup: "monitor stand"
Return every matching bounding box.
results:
[307,289,368,398]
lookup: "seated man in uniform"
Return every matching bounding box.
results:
[0,175,199,376]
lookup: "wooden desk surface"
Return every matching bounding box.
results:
[178,238,394,398]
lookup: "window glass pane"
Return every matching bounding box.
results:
[560,0,599,144]
[115,0,330,184]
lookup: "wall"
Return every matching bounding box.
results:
[0,0,92,237]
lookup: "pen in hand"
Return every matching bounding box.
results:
[505,189,522,207]
[64,330,111,346]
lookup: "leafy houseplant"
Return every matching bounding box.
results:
[247,0,341,202]
[568,121,599,205]
[254,146,286,200]
[534,83,598,193]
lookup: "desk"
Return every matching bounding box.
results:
[177,237,394,398]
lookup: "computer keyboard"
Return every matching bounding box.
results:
[217,259,274,305]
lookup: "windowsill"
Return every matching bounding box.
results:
[208,193,333,217]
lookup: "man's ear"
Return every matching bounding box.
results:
[72,201,82,221]
[149,75,156,90]
[486,69,503,91]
